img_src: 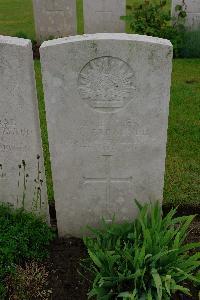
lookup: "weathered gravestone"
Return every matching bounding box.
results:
[83,0,125,33]
[40,33,173,237]
[172,0,200,30]
[33,0,77,42]
[0,36,47,214]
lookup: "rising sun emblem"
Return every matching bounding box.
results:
[78,56,136,112]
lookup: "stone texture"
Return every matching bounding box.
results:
[83,0,125,33]
[172,0,200,30]
[0,36,47,215]
[32,0,77,42]
[40,33,173,237]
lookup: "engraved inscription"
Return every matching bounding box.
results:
[0,118,31,137]
[83,155,132,201]
[78,56,136,112]
[75,119,149,152]
[0,117,31,153]
[0,143,28,153]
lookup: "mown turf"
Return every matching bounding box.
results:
[0,0,199,206]
[164,59,200,206]
[0,0,35,40]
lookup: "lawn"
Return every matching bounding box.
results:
[164,59,200,206]
[0,0,199,207]
[0,0,35,40]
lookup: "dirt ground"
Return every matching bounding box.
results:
[46,237,90,300]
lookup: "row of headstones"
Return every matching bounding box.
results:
[0,33,173,237]
[33,0,125,41]
[33,0,200,42]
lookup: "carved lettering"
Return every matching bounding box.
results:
[0,143,28,152]
[78,119,149,147]
[0,118,32,137]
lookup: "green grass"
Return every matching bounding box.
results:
[0,0,199,206]
[0,203,55,298]
[164,59,200,206]
[34,61,54,202]
[0,0,35,40]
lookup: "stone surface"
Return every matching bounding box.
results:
[0,36,47,214]
[83,0,125,33]
[172,0,200,30]
[33,0,77,42]
[40,33,173,237]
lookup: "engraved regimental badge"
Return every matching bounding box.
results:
[78,56,136,112]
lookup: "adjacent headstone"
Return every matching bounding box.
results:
[0,36,47,214]
[40,33,173,237]
[32,0,77,42]
[172,0,200,30]
[83,0,125,33]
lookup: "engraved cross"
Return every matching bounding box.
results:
[83,155,132,202]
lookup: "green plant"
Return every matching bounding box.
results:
[15,31,28,39]
[180,30,200,58]
[6,261,52,300]
[15,156,47,211]
[0,203,55,298]
[83,201,200,299]
[121,0,187,57]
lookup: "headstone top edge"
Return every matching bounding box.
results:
[40,33,172,49]
[0,35,31,47]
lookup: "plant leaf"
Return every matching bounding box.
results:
[152,269,162,300]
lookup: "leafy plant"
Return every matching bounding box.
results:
[6,261,52,300]
[83,201,200,299]
[0,203,55,298]
[180,30,200,58]
[15,31,28,39]
[121,0,187,57]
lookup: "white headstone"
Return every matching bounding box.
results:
[40,33,173,237]
[83,0,125,33]
[0,36,47,214]
[172,0,200,30]
[33,0,77,42]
